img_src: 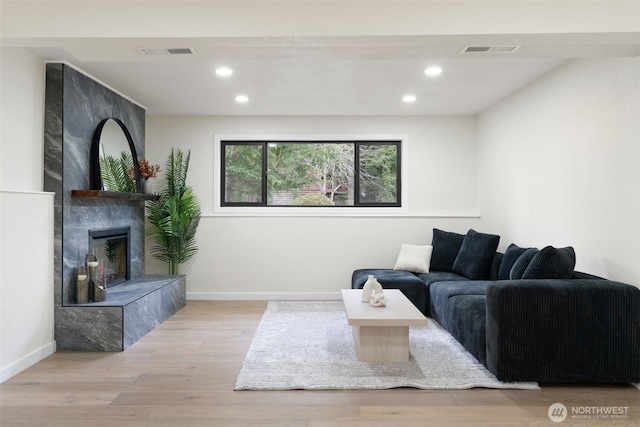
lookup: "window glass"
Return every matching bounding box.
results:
[222,140,400,208]
[223,143,263,204]
[267,142,354,206]
[357,143,399,205]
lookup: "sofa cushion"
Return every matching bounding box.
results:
[509,248,539,279]
[429,280,491,330]
[452,229,500,280]
[498,244,529,280]
[393,244,433,273]
[490,252,504,281]
[351,269,428,315]
[522,246,576,279]
[352,269,424,288]
[416,271,469,286]
[429,228,465,272]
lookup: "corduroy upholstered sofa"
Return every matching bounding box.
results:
[352,228,640,383]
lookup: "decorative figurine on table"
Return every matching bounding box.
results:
[369,290,387,307]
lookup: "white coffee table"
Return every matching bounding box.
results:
[341,289,427,362]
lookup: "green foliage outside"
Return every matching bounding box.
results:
[99,151,136,192]
[224,144,262,203]
[292,193,335,206]
[359,144,398,203]
[268,143,353,204]
[146,149,201,275]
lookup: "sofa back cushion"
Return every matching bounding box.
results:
[509,248,539,279]
[499,244,529,280]
[430,228,465,272]
[521,246,576,279]
[452,229,500,280]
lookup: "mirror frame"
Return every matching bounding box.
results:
[90,118,141,192]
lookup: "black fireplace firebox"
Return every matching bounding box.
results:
[88,227,131,288]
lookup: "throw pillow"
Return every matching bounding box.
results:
[509,248,539,280]
[521,246,576,279]
[393,244,433,273]
[429,228,465,272]
[498,243,529,280]
[452,229,500,280]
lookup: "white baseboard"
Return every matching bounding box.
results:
[0,341,56,384]
[187,292,341,301]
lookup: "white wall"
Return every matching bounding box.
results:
[1,48,46,190]
[0,191,55,383]
[145,115,482,298]
[0,48,55,382]
[478,57,640,286]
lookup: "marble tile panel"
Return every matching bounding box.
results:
[55,306,123,351]
[123,291,162,349]
[160,277,187,321]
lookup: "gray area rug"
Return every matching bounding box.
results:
[234,301,539,390]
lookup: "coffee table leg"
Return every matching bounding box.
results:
[352,325,410,362]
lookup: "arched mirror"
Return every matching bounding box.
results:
[90,118,141,192]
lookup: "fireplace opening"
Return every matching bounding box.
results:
[89,226,131,288]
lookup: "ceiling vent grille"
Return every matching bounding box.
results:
[461,46,520,53]
[137,47,198,56]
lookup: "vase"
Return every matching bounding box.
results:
[362,274,383,302]
[142,178,153,195]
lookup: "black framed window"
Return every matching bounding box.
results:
[221,140,401,207]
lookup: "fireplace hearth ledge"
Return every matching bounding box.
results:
[56,274,186,351]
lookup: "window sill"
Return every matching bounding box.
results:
[210,206,409,217]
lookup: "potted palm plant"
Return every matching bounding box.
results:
[146,149,201,274]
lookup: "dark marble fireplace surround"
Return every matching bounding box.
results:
[44,63,185,351]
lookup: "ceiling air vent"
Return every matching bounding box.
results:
[137,47,198,56]
[461,46,520,53]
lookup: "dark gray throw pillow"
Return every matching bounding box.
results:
[452,229,500,280]
[521,246,576,279]
[429,228,465,272]
[509,248,539,279]
[498,243,529,280]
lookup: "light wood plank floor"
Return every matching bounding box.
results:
[1,301,638,426]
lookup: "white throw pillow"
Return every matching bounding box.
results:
[393,244,433,273]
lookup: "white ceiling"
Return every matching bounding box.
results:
[4,1,640,116]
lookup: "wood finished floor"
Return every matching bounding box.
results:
[1,300,638,426]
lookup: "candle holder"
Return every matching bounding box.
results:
[93,282,107,302]
[85,253,98,301]
[76,265,88,304]
[93,260,107,302]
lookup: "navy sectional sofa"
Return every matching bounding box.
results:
[352,228,640,383]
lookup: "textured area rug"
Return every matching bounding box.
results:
[234,301,539,390]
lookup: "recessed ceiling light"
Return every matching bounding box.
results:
[424,66,443,77]
[235,95,249,103]
[215,67,233,77]
[402,95,417,103]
